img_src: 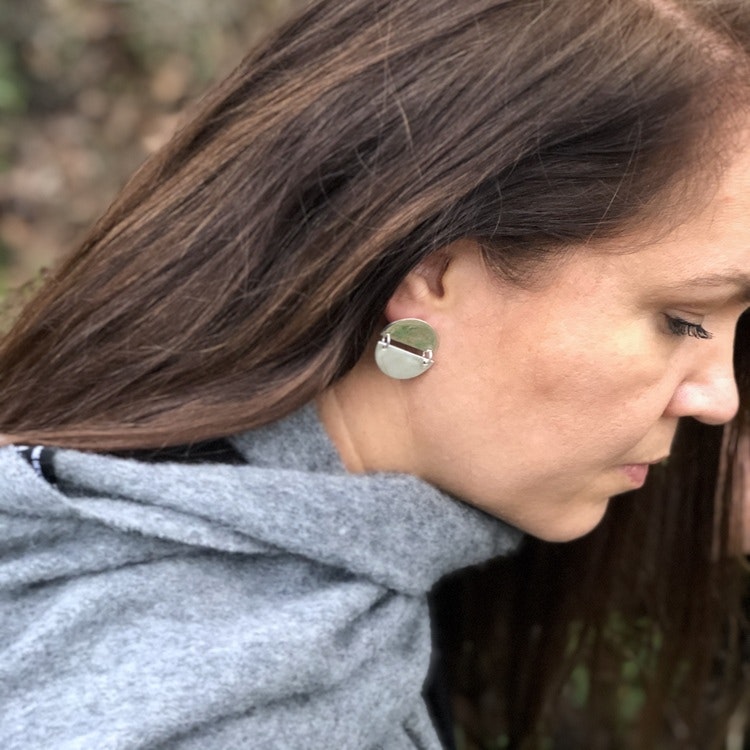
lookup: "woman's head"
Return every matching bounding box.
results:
[1,0,749,454]
[323,130,750,538]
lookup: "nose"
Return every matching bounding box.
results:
[664,358,740,426]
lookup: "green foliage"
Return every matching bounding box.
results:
[0,41,27,114]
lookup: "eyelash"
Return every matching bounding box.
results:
[665,315,713,339]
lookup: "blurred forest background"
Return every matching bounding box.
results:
[0,0,300,297]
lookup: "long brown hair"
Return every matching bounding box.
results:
[2,0,749,745]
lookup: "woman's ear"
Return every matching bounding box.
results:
[385,239,480,322]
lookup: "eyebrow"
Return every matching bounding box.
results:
[669,271,750,302]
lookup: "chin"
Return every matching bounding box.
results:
[519,498,611,543]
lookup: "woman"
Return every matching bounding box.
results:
[1,0,749,747]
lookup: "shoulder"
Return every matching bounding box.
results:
[1,542,425,748]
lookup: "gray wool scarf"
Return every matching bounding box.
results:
[0,404,521,749]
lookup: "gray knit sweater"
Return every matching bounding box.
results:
[0,405,521,749]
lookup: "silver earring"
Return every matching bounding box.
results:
[374,318,438,380]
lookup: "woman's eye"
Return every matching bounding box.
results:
[665,314,713,339]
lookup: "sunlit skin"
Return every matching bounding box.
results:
[317,131,750,542]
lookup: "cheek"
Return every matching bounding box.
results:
[434,301,676,462]
[522,331,673,440]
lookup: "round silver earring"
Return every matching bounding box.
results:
[374,318,439,380]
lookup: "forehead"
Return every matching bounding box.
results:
[588,129,750,298]
[495,128,750,302]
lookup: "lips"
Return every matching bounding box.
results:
[620,454,669,487]
[621,464,649,486]
[626,455,670,468]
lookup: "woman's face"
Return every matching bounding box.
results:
[320,136,750,541]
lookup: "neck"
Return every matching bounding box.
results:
[315,356,419,477]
